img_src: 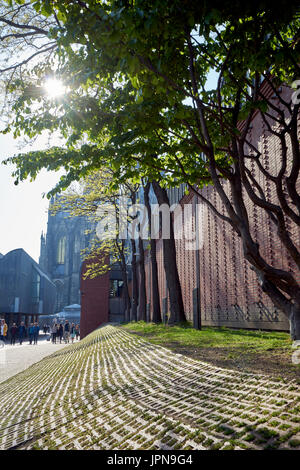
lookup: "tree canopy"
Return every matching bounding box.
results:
[1,0,300,336]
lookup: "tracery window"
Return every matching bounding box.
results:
[57,236,66,264]
[74,236,80,254]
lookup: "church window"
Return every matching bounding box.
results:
[74,236,80,253]
[57,237,66,264]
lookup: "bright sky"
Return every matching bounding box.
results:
[0,131,63,262]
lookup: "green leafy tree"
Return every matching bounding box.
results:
[50,168,133,321]
[2,1,300,337]
[0,0,60,118]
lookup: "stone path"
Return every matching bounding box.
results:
[0,335,67,383]
[0,325,299,450]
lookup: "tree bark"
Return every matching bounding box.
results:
[152,180,186,323]
[137,228,147,321]
[290,304,300,341]
[121,267,130,322]
[130,238,139,321]
[144,182,161,323]
[118,244,131,322]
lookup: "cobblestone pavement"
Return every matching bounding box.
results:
[0,325,299,450]
[0,335,67,384]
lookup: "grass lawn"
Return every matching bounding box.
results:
[120,321,300,382]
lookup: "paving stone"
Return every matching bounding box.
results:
[0,325,299,450]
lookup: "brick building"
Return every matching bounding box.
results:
[80,261,129,339]
[143,83,299,332]
[80,260,110,339]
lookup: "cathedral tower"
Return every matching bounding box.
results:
[39,198,91,313]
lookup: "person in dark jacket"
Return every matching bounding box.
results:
[58,324,64,344]
[70,323,76,343]
[18,322,26,345]
[32,322,40,345]
[10,323,18,345]
[51,323,57,344]
[28,323,34,345]
[64,320,70,344]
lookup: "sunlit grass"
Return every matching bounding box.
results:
[121,321,292,353]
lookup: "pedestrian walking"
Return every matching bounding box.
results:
[28,323,34,345]
[32,322,40,345]
[0,319,8,343]
[10,323,18,345]
[64,320,70,344]
[58,324,64,344]
[18,322,26,345]
[75,324,80,341]
[70,323,76,343]
[51,323,57,344]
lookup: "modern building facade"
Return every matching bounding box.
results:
[0,248,56,326]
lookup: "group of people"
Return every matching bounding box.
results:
[0,318,80,346]
[50,320,80,344]
[0,318,40,345]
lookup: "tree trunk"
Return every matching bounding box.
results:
[130,238,139,322]
[289,304,300,341]
[137,228,147,321]
[122,271,131,322]
[119,249,131,322]
[152,180,186,323]
[242,233,300,340]
[144,182,161,323]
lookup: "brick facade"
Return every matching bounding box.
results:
[144,85,299,332]
[80,260,109,339]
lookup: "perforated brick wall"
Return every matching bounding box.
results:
[144,85,299,331]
